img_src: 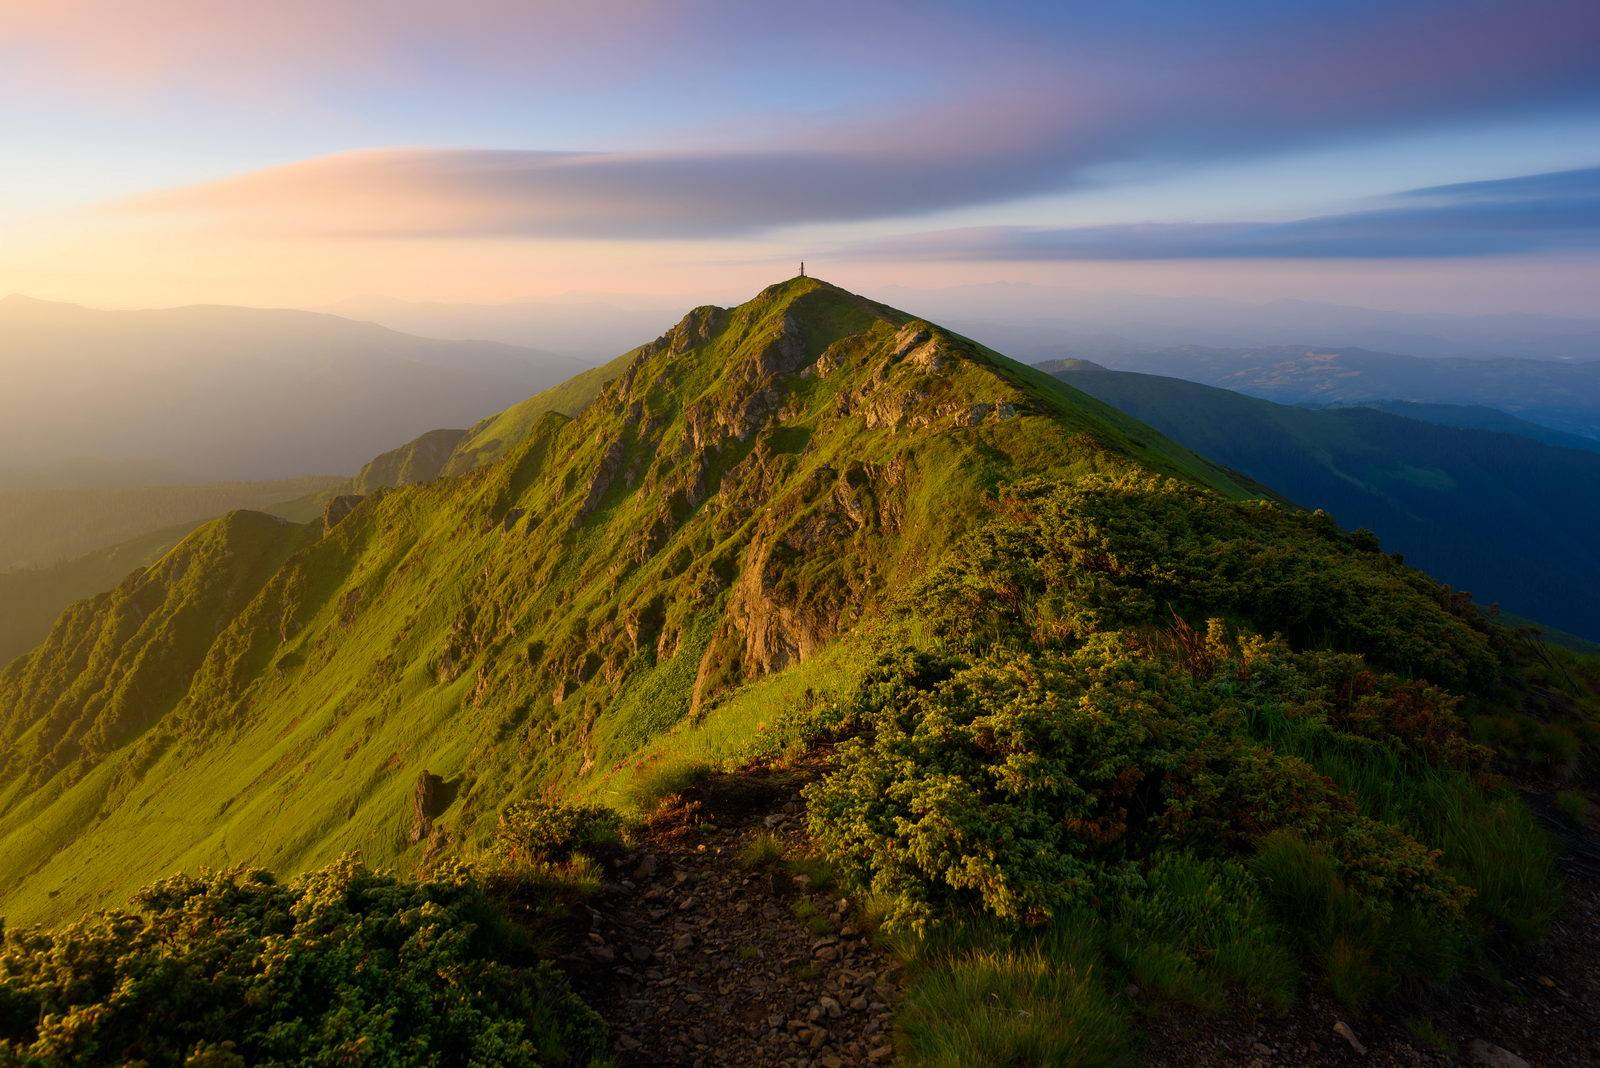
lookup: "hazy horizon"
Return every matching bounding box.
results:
[3,2,1598,315]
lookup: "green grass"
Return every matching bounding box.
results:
[624,760,714,817]
[790,898,834,936]
[1555,788,1592,823]
[736,832,785,869]
[899,926,1130,1068]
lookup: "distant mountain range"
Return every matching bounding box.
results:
[1044,358,1600,639]
[0,295,594,481]
[322,294,684,360]
[1309,399,1600,455]
[1059,344,1600,441]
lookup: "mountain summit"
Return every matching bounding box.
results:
[0,276,1246,916]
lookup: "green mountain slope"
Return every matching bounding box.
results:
[0,278,1252,923]
[1044,359,1600,639]
[3,279,1596,1065]
[1316,399,1600,455]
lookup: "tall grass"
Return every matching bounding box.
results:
[900,925,1130,1068]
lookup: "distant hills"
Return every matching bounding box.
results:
[1310,399,1600,455]
[872,282,1600,364]
[0,475,341,571]
[0,477,340,665]
[1045,358,1600,639]
[1064,344,1600,441]
[0,295,593,481]
[322,294,683,360]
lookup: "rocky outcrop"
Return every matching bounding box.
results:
[322,494,364,532]
[408,770,450,844]
[573,439,627,526]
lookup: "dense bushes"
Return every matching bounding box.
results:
[915,475,1500,689]
[806,637,1471,939]
[0,859,605,1066]
[805,473,1567,1041]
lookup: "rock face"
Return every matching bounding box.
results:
[409,770,449,844]
[1467,1040,1530,1068]
[322,494,364,532]
[534,280,1045,716]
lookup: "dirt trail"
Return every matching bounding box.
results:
[572,762,903,1067]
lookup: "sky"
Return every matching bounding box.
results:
[2,0,1599,314]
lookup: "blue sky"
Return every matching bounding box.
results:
[2,0,1597,311]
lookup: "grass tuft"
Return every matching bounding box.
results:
[900,927,1130,1068]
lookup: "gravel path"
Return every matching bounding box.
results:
[574,765,903,1067]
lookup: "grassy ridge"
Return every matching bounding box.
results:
[2,278,1249,924]
[0,278,1593,1066]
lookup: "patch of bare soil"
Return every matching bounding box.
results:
[569,761,903,1067]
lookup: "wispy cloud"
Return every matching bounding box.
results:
[92,2,1600,240]
[834,166,1600,261]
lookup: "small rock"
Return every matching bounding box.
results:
[868,1045,894,1062]
[1333,1021,1366,1055]
[586,945,616,963]
[673,933,695,951]
[1467,1039,1530,1068]
[818,996,841,1018]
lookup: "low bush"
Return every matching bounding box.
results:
[0,858,605,1066]
[495,797,622,866]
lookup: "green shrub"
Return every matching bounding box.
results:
[806,639,1467,934]
[496,798,622,865]
[0,858,605,1065]
[1469,713,1581,777]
